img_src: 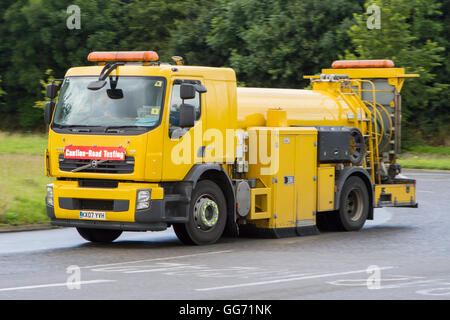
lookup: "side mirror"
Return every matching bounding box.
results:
[180,84,196,100]
[44,101,55,124]
[106,89,124,99]
[179,104,195,128]
[194,84,207,93]
[46,83,59,99]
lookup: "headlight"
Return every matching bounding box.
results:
[46,184,54,207]
[136,189,151,210]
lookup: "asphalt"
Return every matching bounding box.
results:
[0,170,448,300]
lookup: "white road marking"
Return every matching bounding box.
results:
[415,179,449,182]
[81,250,233,269]
[195,266,395,292]
[416,285,450,296]
[327,275,425,287]
[0,280,115,292]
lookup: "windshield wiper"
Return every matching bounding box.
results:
[104,126,148,133]
[53,124,90,129]
[53,124,105,132]
[71,128,91,132]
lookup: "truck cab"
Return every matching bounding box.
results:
[46,52,238,244]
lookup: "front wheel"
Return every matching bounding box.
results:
[173,180,227,245]
[76,227,122,243]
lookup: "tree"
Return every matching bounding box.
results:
[345,0,448,145]
[0,0,447,144]
[0,0,129,129]
[119,0,187,61]
[171,0,365,88]
[169,0,223,67]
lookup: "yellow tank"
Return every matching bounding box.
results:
[236,87,355,129]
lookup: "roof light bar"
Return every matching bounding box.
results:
[87,51,159,62]
[332,60,395,69]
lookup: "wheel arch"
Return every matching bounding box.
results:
[184,164,238,236]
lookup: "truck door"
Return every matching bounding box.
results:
[162,78,206,181]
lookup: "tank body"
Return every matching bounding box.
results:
[236,87,358,129]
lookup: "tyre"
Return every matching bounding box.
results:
[173,180,227,245]
[76,227,122,243]
[335,176,370,231]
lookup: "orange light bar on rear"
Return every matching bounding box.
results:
[87,51,159,62]
[332,60,395,69]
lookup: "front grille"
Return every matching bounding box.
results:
[59,154,134,174]
[80,199,114,211]
[59,198,129,212]
[78,179,119,188]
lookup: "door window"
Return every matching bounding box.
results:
[169,81,201,127]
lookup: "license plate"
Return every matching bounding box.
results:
[79,211,106,220]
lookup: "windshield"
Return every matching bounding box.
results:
[53,76,165,130]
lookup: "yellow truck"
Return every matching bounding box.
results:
[44,51,418,244]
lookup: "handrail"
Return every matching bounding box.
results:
[337,79,381,183]
[312,77,387,184]
[358,79,382,184]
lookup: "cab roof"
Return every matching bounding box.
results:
[65,64,237,82]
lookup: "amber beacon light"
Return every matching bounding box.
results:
[87,51,159,62]
[332,59,395,69]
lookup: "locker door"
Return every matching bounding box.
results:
[272,135,296,229]
[295,134,318,232]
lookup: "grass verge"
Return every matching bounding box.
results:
[0,154,52,226]
[398,154,450,170]
[404,145,450,155]
[0,132,51,226]
[0,131,48,155]
[399,145,450,170]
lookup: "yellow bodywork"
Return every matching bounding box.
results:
[247,127,318,230]
[48,64,237,222]
[56,65,237,183]
[374,184,416,207]
[237,87,357,129]
[53,180,163,222]
[317,166,335,212]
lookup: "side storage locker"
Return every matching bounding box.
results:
[294,132,319,235]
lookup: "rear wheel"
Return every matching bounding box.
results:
[336,176,370,231]
[76,228,122,243]
[173,180,227,245]
[318,176,369,231]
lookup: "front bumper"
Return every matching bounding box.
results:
[47,180,190,231]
